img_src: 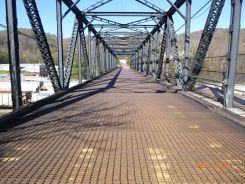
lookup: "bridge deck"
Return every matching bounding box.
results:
[0,68,244,183]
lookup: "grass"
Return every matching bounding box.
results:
[0,70,9,75]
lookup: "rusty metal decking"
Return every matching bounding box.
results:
[0,68,244,183]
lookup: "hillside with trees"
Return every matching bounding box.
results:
[0,28,244,82]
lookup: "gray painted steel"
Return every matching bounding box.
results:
[6,0,22,110]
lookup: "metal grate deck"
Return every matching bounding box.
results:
[0,68,244,183]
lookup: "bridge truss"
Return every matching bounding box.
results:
[4,0,243,110]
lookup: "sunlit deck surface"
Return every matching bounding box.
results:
[0,68,244,183]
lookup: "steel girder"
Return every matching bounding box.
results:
[85,12,164,17]
[77,28,82,84]
[100,32,149,36]
[224,0,243,108]
[79,22,90,79]
[6,0,22,109]
[185,0,225,90]
[165,27,170,82]
[92,24,156,28]
[64,19,79,88]
[168,17,182,88]
[82,0,112,13]
[146,39,151,74]
[23,0,61,92]
[157,24,167,79]
[135,0,165,14]
[140,48,144,72]
[56,0,64,89]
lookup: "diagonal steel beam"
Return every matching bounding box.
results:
[166,0,185,19]
[23,0,61,92]
[82,0,112,13]
[127,17,155,25]
[185,0,225,90]
[135,0,165,14]
[64,19,79,88]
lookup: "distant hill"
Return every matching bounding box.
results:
[1,28,245,64]
[0,28,70,64]
[177,28,245,58]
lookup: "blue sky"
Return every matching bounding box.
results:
[0,0,244,38]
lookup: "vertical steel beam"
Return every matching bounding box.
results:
[157,25,167,79]
[146,39,151,74]
[95,39,100,76]
[109,52,111,70]
[110,53,112,70]
[56,0,64,89]
[100,44,103,74]
[183,0,191,87]
[104,47,106,73]
[88,29,92,79]
[77,28,82,84]
[143,45,147,72]
[224,0,243,108]
[6,0,22,110]
[141,48,144,72]
[165,31,170,81]
[107,50,110,71]
[149,37,153,75]
[135,55,137,69]
[154,30,160,78]
[137,51,140,71]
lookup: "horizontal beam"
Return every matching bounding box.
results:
[85,11,164,17]
[100,32,148,35]
[92,24,156,28]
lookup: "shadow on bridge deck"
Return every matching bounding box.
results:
[0,68,244,183]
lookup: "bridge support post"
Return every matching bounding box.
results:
[149,38,153,75]
[165,28,170,82]
[107,50,109,71]
[104,47,106,73]
[155,30,160,79]
[88,29,92,79]
[137,51,140,71]
[141,48,144,72]
[146,39,151,74]
[183,0,191,88]
[56,0,64,89]
[95,39,100,76]
[77,28,82,84]
[224,0,243,108]
[109,52,111,70]
[6,0,22,110]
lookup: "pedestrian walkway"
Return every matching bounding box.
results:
[0,68,244,183]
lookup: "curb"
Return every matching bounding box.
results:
[179,91,245,128]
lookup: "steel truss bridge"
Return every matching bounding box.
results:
[0,0,244,183]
